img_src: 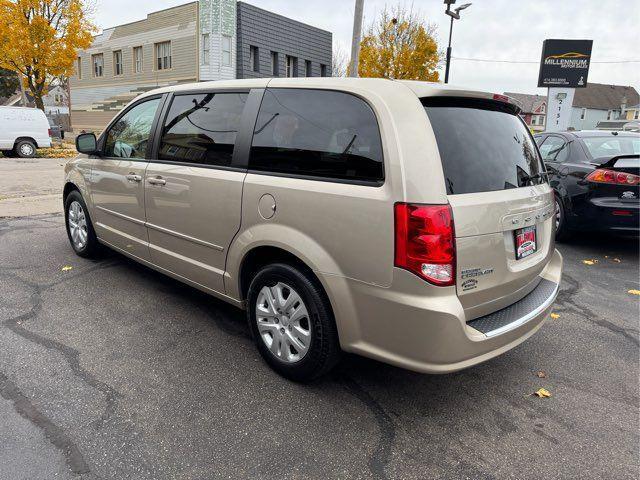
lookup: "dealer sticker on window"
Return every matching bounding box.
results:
[515,226,537,260]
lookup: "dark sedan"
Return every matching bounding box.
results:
[534,130,639,240]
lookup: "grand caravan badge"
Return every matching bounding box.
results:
[461,267,494,280]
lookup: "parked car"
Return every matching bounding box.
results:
[65,79,563,381]
[534,130,639,240]
[0,106,52,157]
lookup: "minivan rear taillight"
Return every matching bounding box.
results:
[394,203,455,286]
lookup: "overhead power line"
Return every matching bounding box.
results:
[451,56,640,64]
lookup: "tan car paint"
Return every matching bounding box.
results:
[64,77,563,374]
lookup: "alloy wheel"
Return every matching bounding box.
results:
[68,200,88,250]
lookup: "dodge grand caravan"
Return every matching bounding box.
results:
[65,78,563,381]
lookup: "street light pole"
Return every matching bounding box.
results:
[443,1,471,84]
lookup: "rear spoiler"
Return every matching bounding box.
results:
[592,154,640,169]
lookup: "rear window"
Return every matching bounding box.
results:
[581,136,640,159]
[423,98,545,194]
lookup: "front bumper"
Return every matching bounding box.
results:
[321,249,563,374]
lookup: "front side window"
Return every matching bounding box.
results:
[155,41,171,70]
[159,93,248,167]
[539,136,569,162]
[104,98,161,159]
[113,50,123,76]
[222,35,232,66]
[92,54,103,77]
[249,88,384,183]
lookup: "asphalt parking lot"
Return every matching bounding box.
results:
[0,214,638,480]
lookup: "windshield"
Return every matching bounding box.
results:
[423,98,545,195]
[581,136,640,159]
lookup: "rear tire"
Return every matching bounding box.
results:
[64,190,100,258]
[554,195,571,241]
[247,263,341,382]
[14,140,37,158]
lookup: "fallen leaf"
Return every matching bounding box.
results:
[582,259,598,265]
[550,313,560,319]
[536,371,547,378]
[628,290,640,296]
[613,258,621,263]
[61,266,73,272]
[604,255,609,259]
[534,388,552,398]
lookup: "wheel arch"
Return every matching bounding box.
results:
[14,136,38,148]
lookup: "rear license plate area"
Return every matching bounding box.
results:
[514,225,537,260]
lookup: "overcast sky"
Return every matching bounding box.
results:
[92,0,640,95]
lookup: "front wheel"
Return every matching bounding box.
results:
[247,263,341,382]
[15,140,36,158]
[64,190,100,258]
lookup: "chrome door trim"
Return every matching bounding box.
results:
[95,205,145,226]
[146,221,224,251]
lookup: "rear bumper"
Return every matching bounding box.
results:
[570,197,639,233]
[322,249,563,374]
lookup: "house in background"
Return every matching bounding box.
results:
[504,92,547,132]
[69,1,332,133]
[569,83,639,130]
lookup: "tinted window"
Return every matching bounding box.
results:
[249,88,384,183]
[581,136,640,159]
[159,93,248,166]
[104,98,160,159]
[539,136,569,162]
[424,98,545,194]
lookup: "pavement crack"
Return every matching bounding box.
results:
[0,372,91,475]
[338,374,396,480]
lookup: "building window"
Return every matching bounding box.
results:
[320,64,327,77]
[305,60,312,77]
[286,55,297,78]
[113,50,123,76]
[580,108,586,120]
[540,104,545,114]
[201,34,210,65]
[250,45,259,72]
[76,57,82,79]
[133,46,143,73]
[271,51,279,76]
[155,41,172,70]
[92,54,103,77]
[635,110,639,120]
[531,115,539,126]
[221,35,232,67]
[540,115,545,126]
[607,110,613,120]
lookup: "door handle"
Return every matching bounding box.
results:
[125,173,142,182]
[147,176,166,186]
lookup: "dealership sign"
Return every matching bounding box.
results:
[538,39,593,88]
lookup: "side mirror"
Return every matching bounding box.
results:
[75,133,99,155]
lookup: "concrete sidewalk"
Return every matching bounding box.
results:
[0,158,66,217]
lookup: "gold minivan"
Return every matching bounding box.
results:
[66,78,563,381]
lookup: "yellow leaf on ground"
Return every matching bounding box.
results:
[550,313,560,319]
[582,259,598,265]
[534,388,552,398]
[536,371,547,378]
[613,258,621,263]
[61,266,73,272]
[628,290,640,296]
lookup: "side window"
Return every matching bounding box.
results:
[158,93,248,167]
[104,98,161,159]
[539,136,569,163]
[249,88,384,183]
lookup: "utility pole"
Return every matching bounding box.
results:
[349,0,364,77]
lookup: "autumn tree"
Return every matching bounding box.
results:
[358,6,440,81]
[0,0,95,110]
[332,44,349,77]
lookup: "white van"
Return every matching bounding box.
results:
[0,106,52,158]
